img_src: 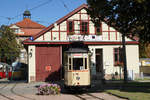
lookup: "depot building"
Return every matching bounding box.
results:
[24,4,139,82]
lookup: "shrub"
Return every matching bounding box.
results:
[38,83,61,95]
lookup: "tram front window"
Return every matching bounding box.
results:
[73,58,83,70]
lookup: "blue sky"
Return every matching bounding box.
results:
[0,0,87,27]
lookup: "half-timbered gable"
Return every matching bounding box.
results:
[31,4,133,43]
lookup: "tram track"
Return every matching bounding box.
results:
[74,93,104,100]
[73,91,105,100]
[10,83,35,100]
[0,82,35,100]
[0,83,9,89]
[0,82,14,100]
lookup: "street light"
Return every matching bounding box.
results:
[0,32,2,38]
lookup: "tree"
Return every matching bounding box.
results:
[87,0,150,82]
[87,0,150,43]
[0,25,22,64]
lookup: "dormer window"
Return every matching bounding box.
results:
[67,20,74,34]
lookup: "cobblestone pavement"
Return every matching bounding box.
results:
[0,80,127,100]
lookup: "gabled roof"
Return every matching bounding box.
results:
[14,18,46,29]
[25,4,88,41]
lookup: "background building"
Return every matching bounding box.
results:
[10,10,46,64]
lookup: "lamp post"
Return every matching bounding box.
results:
[0,32,2,38]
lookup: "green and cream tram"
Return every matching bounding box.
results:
[64,48,91,89]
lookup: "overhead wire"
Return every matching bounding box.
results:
[29,0,53,11]
[58,0,70,12]
[2,0,53,25]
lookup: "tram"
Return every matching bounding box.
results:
[0,62,12,79]
[64,46,91,89]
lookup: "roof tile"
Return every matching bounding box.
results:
[15,18,46,29]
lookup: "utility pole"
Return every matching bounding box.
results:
[122,33,128,83]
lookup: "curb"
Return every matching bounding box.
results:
[106,91,130,100]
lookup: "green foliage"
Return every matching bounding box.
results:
[0,25,22,64]
[139,42,147,58]
[87,0,150,44]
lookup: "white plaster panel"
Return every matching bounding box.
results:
[52,32,59,41]
[81,9,87,13]
[44,32,51,41]
[81,14,88,20]
[102,22,108,31]
[35,35,43,41]
[110,27,115,31]
[60,32,67,41]
[126,37,132,41]
[126,45,139,74]
[60,21,67,31]
[74,21,80,34]
[103,46,114,74]
[88,47,96,74]
[110,32,116,41]
[28,45,36,82]
[102,32,109,41]
[117,32,122,41]
[68,13,80,20]
[89,21,95,34]
[52,25,59,31]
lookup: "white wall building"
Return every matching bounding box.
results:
[24,4,139,82]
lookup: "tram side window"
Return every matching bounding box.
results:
[69,58,71,70]
[85,58,87,69]
[73,58,83,70]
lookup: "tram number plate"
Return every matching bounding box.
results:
[76,76,80,80]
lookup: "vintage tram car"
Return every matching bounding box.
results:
[64,46,91,89]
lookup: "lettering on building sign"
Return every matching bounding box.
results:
[67,35,102,41]
[68,35,85,41]
[45,66,51,71]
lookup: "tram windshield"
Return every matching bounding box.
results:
[73,58,83,70]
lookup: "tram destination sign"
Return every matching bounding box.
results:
[72,53,87,58]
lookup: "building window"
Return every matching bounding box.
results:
[12,28,19,33]
[80,21,88,34]
[67,21,74,34]
[114,48,123,66]
[96,23,102,35]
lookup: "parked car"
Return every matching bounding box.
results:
[11,62,27,80]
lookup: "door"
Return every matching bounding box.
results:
[96,49,103,77]
[36,46,61,81]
